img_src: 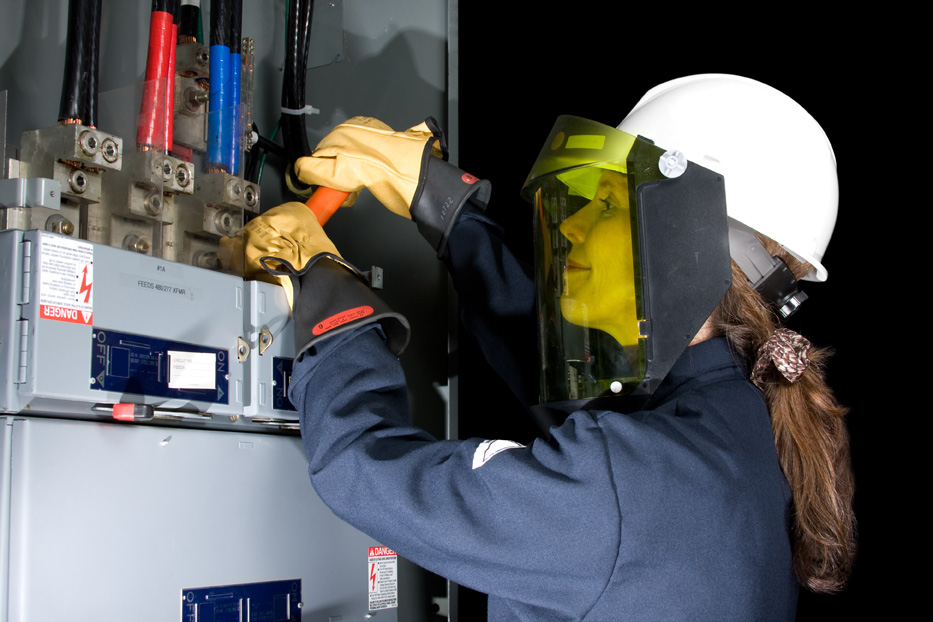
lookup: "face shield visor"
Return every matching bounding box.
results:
[521,116,731,413]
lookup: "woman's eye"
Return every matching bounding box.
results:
[600,199,616,214]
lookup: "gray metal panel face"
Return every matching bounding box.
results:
[7,417,395,622]
[1,417,12,619]
[2,229,309,428]
[0,231,23,414]
[244,280,298,425]
[2,1,453,619]
[12,229,247,420]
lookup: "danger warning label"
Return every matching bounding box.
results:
[38,234,94,325]
[368,546,398,611]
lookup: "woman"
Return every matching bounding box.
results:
[228,74,855,620]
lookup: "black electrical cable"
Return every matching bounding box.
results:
[59,0,91,124]
[230,0,242,54]
[82,0,102,128]
[281,0,314,185]
[299,0,313,70]
[244,123,262,182]
[179,1,200,42]
[244,125,289,183]
[255,132,286,159]
[209,0,229,48]
[281,0,304,164]
[245,145,260,182]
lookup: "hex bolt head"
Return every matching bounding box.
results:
[123,234,151,254]
[69,169,88,194]
[175,164,191,187]
[244,184,258,208]
[79,131,99,156]
[144,191,163,216]
[215,210,235,234]
[101,138,119,163]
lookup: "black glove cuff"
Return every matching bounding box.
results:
[410,157,491,257]
[261,253,411,360]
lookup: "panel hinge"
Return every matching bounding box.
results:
[16,318,29,384]
[20,237,32,305]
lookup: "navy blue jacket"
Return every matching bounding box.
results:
[289,207,797,621]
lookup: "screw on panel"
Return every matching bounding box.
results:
[101,138,119,163]
[144,191,163,216]
[123,234,151,254]
[45,214,75,236]
[215,210,235,234]
[244,184,258,208]
[79,130,99,156]
[68,169,88,194]
[194,250,222,270]
[184,87,206,112]
[175,164,191,187]
[226,179,243,202]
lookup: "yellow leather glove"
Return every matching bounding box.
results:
[218,201,339,309]
[294,116,444,217]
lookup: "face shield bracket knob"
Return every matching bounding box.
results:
[659,150,688,178]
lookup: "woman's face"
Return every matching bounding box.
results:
[558,170,639,346]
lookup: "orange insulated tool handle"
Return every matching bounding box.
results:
[306,187,350,225]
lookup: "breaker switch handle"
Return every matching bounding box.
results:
[93,402,155,421]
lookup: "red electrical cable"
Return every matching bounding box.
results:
[164,17,178,152]
[137,8,174,150]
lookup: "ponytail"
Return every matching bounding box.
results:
[711,242,856,593]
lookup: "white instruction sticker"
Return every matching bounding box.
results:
[38,233,94,325]
[368,546,398,611]
[168,351,216,389]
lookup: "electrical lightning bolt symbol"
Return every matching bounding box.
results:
[370,563,377,591]
[78,265,92,303]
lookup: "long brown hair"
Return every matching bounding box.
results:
[710,240,856,593]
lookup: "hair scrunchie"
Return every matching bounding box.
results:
[750,328,811,389]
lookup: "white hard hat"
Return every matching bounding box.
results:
[617,74,837,281]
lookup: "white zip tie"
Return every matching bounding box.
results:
[281,104,321,116]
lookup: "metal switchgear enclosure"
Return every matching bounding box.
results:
[1,0,454,619]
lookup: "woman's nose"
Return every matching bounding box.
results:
[559,204,591,243]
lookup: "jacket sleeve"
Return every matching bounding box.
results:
[289,324,619,618]
[442,203,539,407]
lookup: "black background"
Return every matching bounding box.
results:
[456,7,894,620]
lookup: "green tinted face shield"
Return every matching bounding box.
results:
[521,116,731,414]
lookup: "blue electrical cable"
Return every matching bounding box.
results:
[229,51,241,174]
[207,44,229,170]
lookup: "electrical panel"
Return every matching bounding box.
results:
[0,0,454,619]
[0,228,299,430]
